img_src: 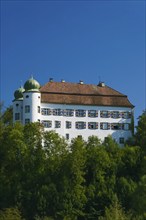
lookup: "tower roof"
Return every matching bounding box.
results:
[14,86,24,100]
[24,76,40,91]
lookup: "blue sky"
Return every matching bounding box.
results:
[1,0,145,124]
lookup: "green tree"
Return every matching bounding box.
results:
[0,207,23,220]
[57,137,87,219]
[131,175,146,219]
[0,123,26,209]
[98,196,131,220]
[135,111,146,151]
[116,146,141,210]
[84,136,118,219]
[0,104,13,125]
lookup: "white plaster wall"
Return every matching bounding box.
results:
[13,100,23,123]
[40,103,133,143]
[23,92,41,124]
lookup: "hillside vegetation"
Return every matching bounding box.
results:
[0,109,146,220]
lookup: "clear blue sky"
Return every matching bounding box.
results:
[1,0,145,124]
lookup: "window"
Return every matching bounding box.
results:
[123,123,130,130]
[41,108,52,115]
[122,112,132,119]
[100,111,110,118]
[63,109,74,117]
[111,111,120,119]
[75,110,86,117]
[25,119,30,124]
[111,123,122,130]
[25,105,30,113]
[76,121,86,129]
[55,121,61,128]
[100,122,110,130]
[15,113,20,120]
[88,122,98,129]
[16,104,19,107]
[53,109,63,116]
[88,110,98,117]
[26,95,29,98]
[119,137,124,144]
[38,106,40,113]
[66,134,69,140]
[42,120,52,128]
[66,121,72,129]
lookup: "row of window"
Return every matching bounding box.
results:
[21,105,132,119]
[41,120,130,130]
[41,108,132,119]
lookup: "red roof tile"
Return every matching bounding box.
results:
[40,82,134,108]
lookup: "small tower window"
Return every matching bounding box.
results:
[119,137,124,144]
[25,105,30,113]
[15,113,20,120]
[25,119,30,124]
[26,95,29,98]
[66,134,69,140]
[38,106,40,113]
[16,104,19,107]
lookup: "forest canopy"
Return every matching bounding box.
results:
[0,110,146,220]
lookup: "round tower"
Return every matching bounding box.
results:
[23,76,41,124]
[13,86,24,123]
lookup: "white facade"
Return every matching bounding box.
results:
[13,77,134,145]
[22,91,41,124]
[13,100,133,144]
[40,103,133,144]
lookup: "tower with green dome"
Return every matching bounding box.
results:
[13,86,25,122]
[24,76,40,92]
[13,76,41,124]
[23,76,41,124]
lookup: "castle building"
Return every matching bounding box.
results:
[13,77,134,144]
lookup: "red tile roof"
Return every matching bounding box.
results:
[40,82,134,108]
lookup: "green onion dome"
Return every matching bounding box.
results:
[24,76,40,91]
[14,86,25,100]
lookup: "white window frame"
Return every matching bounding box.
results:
[100,122,110,130]
[25,118,30,124]
[55,121,61,128]
[63,109,74,117]
[66,121,72,129]
[15,113,20,120]
[88,110,98,118]
[111,111,120,119]
[41,108,52,115]
[42,120,52,128]
[111,123,122,130]
[76,110,86,117]
[100,111,110,118]
[88,122,98,129]
[53,109,62,116]
[25,105,30,113]
[76,121,86,129]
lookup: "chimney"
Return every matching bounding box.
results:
[98,82,105,87]
[79,80,84,84]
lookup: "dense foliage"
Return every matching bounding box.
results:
[0,111,146,220]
